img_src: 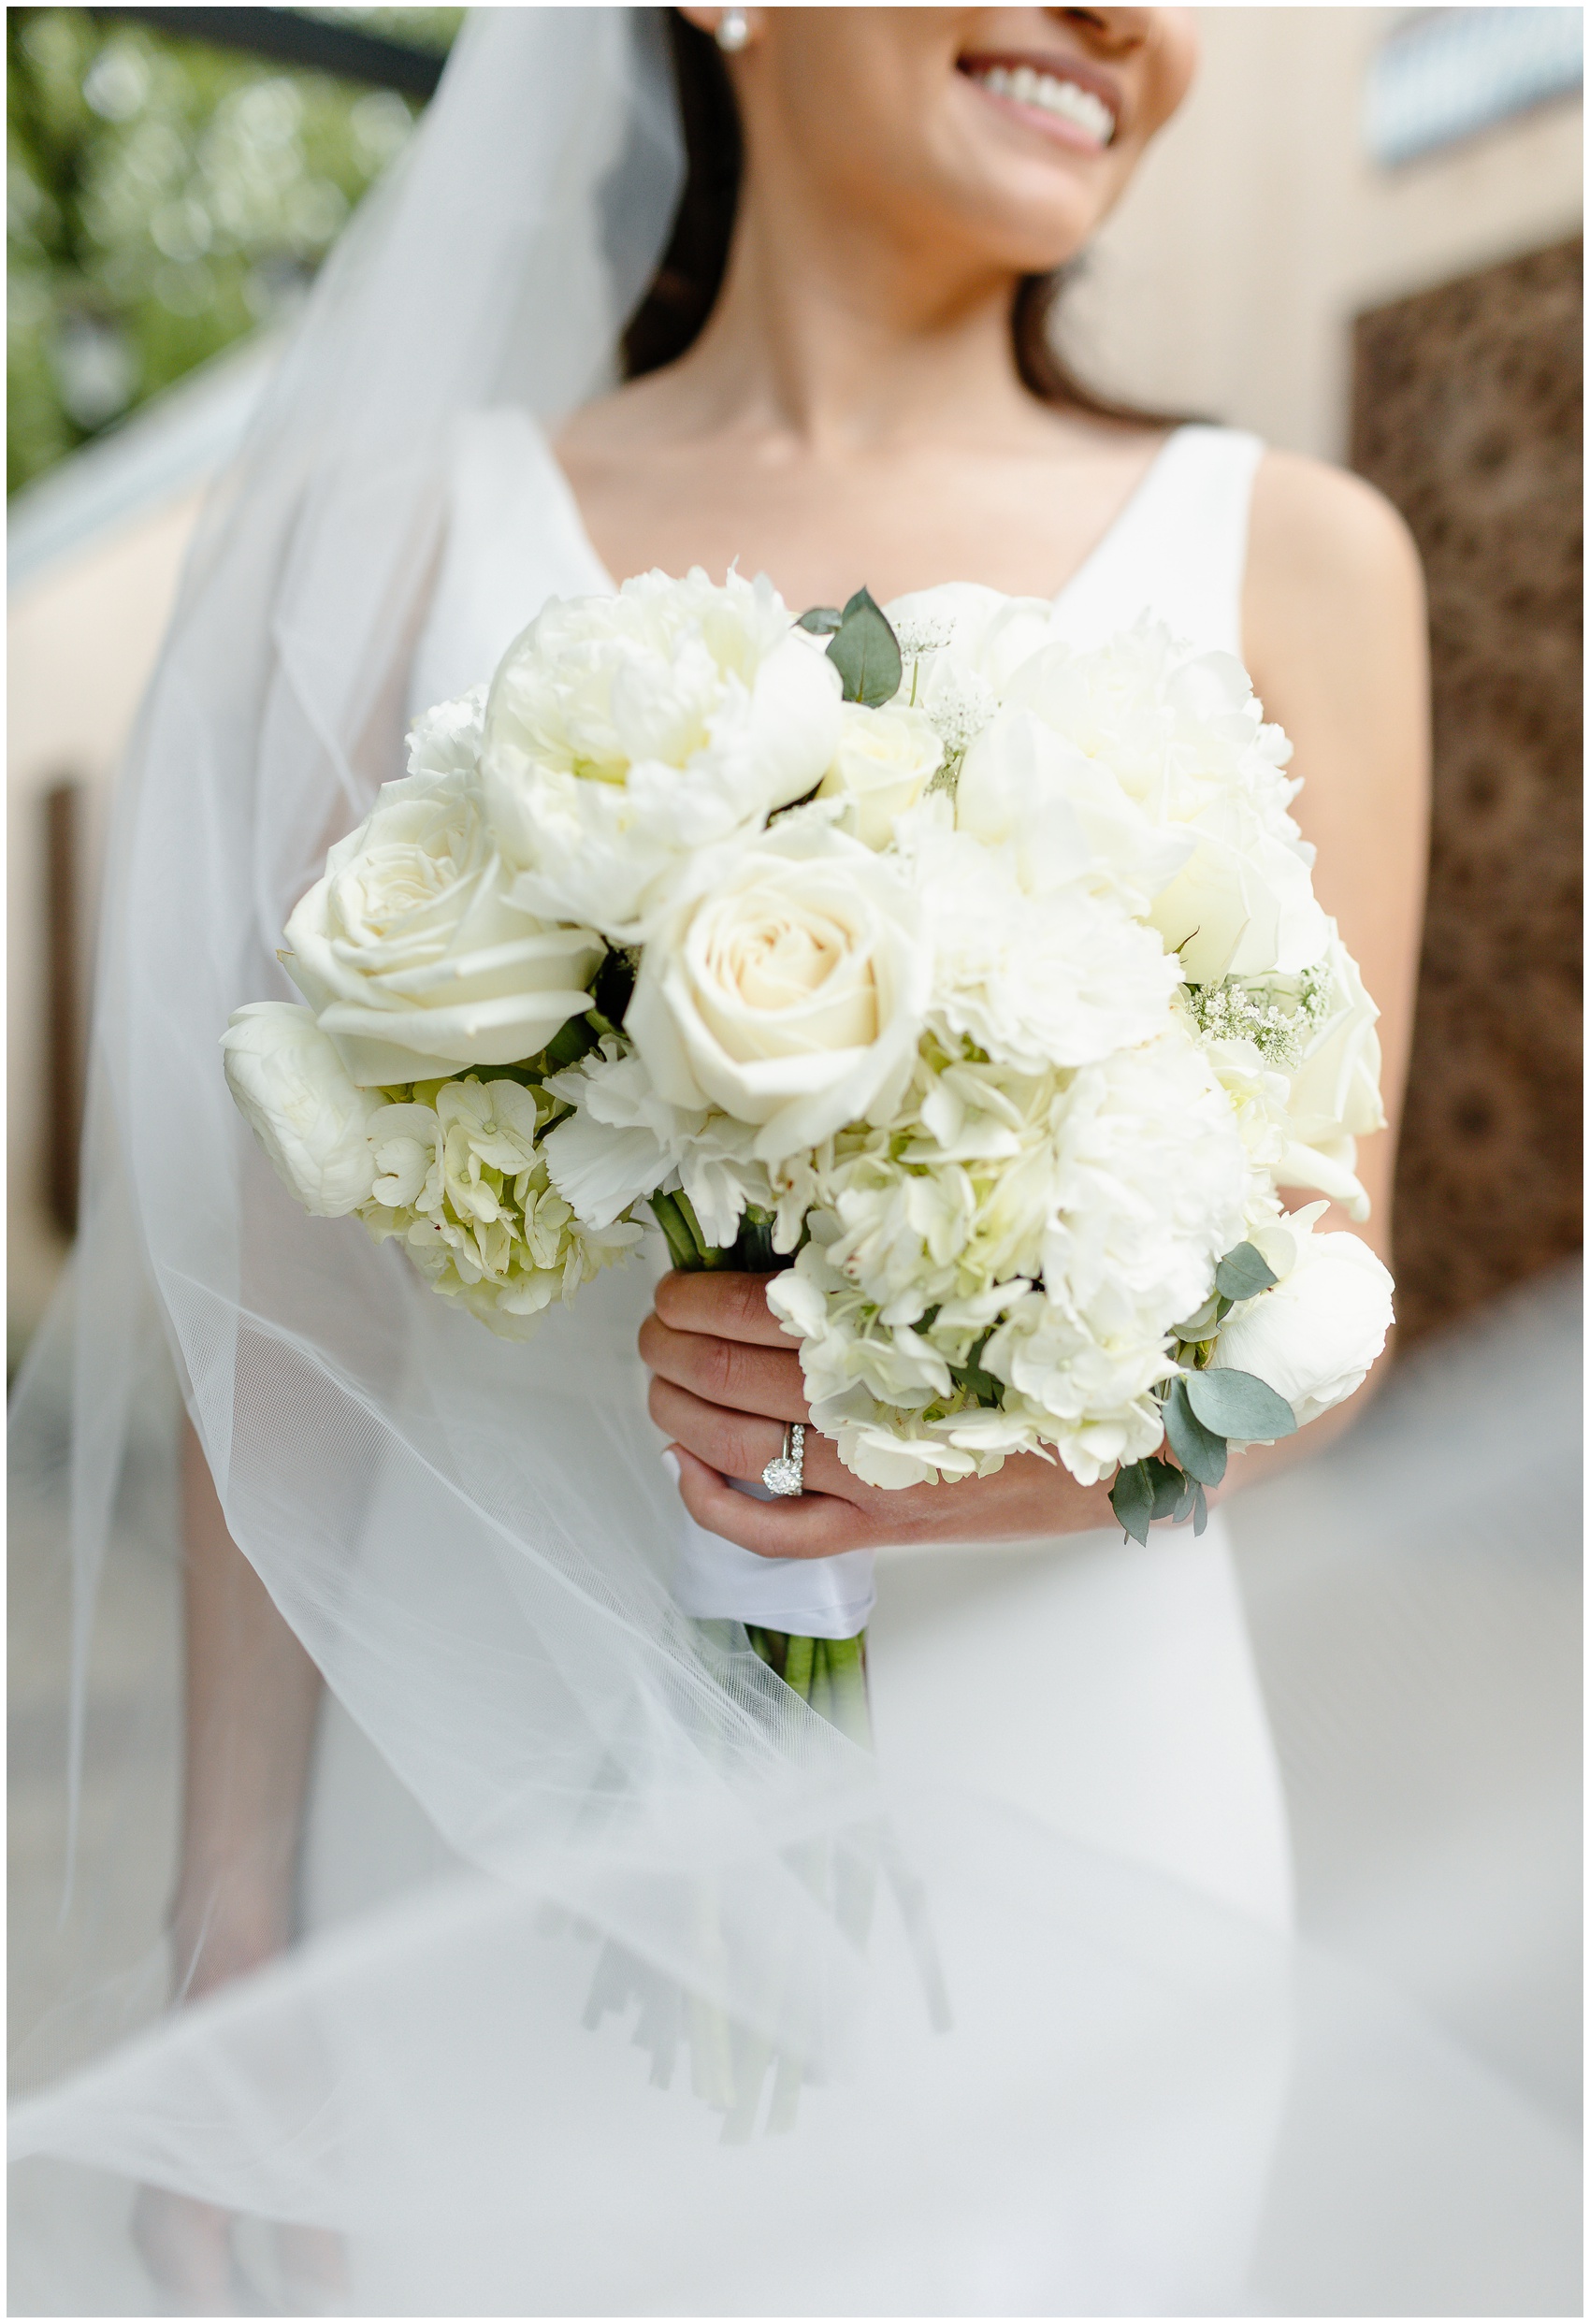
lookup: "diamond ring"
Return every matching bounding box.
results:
[761,1422,805,1498]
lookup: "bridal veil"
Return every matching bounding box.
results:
[8,12,1578,2312]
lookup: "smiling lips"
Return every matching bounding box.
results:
[961,59,1119,148]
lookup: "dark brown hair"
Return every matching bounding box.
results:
[623,12,1178,430]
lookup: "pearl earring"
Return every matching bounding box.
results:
[716,7,750,52]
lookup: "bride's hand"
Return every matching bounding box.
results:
[641,1271,1113,1556]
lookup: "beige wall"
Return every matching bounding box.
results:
[6,8,1584,1343]
[7,492,204,1341]
[1063,7,1583,460]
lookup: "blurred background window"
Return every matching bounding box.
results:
[1365,5,1584,168]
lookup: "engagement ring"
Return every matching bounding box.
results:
[761,1422,805,1497]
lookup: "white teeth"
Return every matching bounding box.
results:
[973,63,1116,146]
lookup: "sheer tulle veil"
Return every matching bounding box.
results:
[7,10,1579,2313]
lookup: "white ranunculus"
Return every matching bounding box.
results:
[282,753,602,1088]
[479,568,843,940]
[625,815,931,1163]
[1209,1203,1394,1425]
[816,701,943,849]
[221,1003,380,1216]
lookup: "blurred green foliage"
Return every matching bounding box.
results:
[7,7,462,494]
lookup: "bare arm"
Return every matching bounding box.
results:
[171,1416,323,1995]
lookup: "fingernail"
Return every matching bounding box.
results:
[660,1448,682,1486]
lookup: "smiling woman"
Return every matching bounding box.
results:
[16,12,1568,2321]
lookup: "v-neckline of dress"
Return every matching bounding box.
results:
[535,421,1194,609]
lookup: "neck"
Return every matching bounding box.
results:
[673,167,1036,456]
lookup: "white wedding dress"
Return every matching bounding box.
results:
[407,409,1293,1936]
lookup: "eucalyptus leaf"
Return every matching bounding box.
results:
[1191,1481,1208,1536]
[1163,1376,1228,1485]
[1171,1292,1222,1341]
[1183,1365,1297,1441]
[1145,1457,1187,1523]
[1214,1241,1279,1302]
[1173,1467,1200,1524]
[797,605,843,635]
[826,586,903,707]
[1109,1460,1155,1546]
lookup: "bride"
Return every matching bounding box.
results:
[16,9,1570,2317]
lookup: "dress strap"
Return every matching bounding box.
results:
[1052,424,1265,666]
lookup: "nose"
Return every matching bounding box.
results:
[1052,7,1150,56]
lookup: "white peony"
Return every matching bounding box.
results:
[625,815,931,1163]
[221,1003,380,1216]
[282,733,602,1087]
[1005,621,1330,982]
[816,700,943,848]
[1209,1202,1394,1424]
[479,568,842,940]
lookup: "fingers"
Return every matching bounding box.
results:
[667,1443,873,1560]
[639,1311,810,1424]
[653,1268,793,1348]
[647,1376,867,1500]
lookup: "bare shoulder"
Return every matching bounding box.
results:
[1247,449,1424,639]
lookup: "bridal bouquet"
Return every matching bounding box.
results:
[225,567,1394,1566]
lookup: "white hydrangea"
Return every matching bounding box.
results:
[358,1075,641,1339]
[765,1023,1249,1489]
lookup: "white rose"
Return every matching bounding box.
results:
[282,756,602,1088]
[1149,819,1329,985]
[625,815,931,1163]
[221,1003,379,1216]
[479,568,842,940]
[1277,926,1385,1219]
[816,702,943,848]
[1209,1204,1394,1425]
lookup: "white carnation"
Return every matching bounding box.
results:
[903,817,1180,1074]
[542,1038,770,1249]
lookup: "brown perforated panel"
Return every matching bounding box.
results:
[1351,238,1583,1342]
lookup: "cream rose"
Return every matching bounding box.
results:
[480,568,842,940]
[1209,1203,1394,1425]
[816,701,944,849]
[282,754,602,1089]
[221,1003,380,1216]
[1277,926,1385,1218]
[624,816,931,1162]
